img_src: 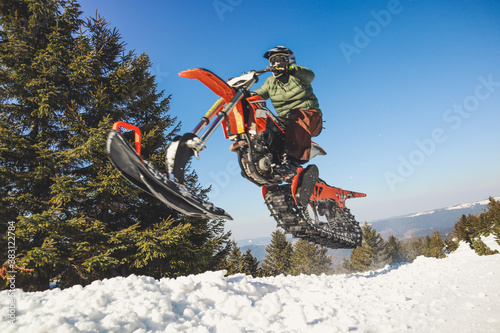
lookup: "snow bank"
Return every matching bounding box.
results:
[484,234,500,252]
[1,241,500,332]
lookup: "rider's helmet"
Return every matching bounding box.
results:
[263,46,296,66]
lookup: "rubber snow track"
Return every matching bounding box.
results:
[264,184,362,249]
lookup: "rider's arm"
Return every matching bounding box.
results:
[251,81,270,100]
[290,65,315,84]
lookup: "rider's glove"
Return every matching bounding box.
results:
[271,62,296,76]
[271,59,289,75]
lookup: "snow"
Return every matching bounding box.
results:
[445,196,500,211]
[485,234,500,252]
[2,239,500,332]
[406,210,435,218]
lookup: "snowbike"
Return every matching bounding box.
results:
[107,68,366,248]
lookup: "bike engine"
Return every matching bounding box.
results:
[238,130,284,187]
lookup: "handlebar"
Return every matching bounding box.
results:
[227,68,271,89]
[253,67,272,75]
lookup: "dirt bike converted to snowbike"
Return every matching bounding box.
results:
[107,68,366,249]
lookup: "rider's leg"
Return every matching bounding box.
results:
[284,109,322,163]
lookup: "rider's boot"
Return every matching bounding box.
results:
[283,154,302,168]
[294,164,319,206]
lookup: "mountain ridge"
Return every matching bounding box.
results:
[371,196,500,239]
[238,196,500,263]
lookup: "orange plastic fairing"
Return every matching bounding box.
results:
[290,167,305,206]
[222,103,246,138]
[179,68,236,103]
[290,168,366,209]
[311,181,366,209]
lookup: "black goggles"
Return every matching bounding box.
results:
[269,55,288,65]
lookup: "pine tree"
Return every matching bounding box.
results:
[290,240,333,275]
[0,0,229,290]
[401,236,425,262]
[451,197,500,253]
[421,230,446,258]
[453,214,473,242]
[484,197,500,241]
[262,229,293,276]
[345,224,390,272]
[493,200,500,246]
[471,238,499,256]
[398,237,428,262]
[429,230,446,258]
[223,241,262,277]
[339,257,354,274]
[385,235,406,265]
[241,249,261,277]
[225,241,243,276]
[444,236,459,254]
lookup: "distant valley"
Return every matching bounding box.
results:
[371,197,500,239]
[238,197,500,265]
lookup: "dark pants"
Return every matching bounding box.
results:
[283,109,323,162]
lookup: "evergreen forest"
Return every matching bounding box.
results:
[1,1,499,291]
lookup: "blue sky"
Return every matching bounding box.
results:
[79,0,500,240]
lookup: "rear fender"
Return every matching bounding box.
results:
[311,181,366,209]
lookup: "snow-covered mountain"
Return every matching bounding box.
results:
[2,237,499,332]
[240,197,500,263]
[371,197,500,239]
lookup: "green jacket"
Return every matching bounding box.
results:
[252,64,321,117]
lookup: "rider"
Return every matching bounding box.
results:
[252,46,323,205]
[252,46,323,165]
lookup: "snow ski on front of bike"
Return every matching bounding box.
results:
[106,122,231,220]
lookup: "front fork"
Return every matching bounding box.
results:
[165,79,256,184]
